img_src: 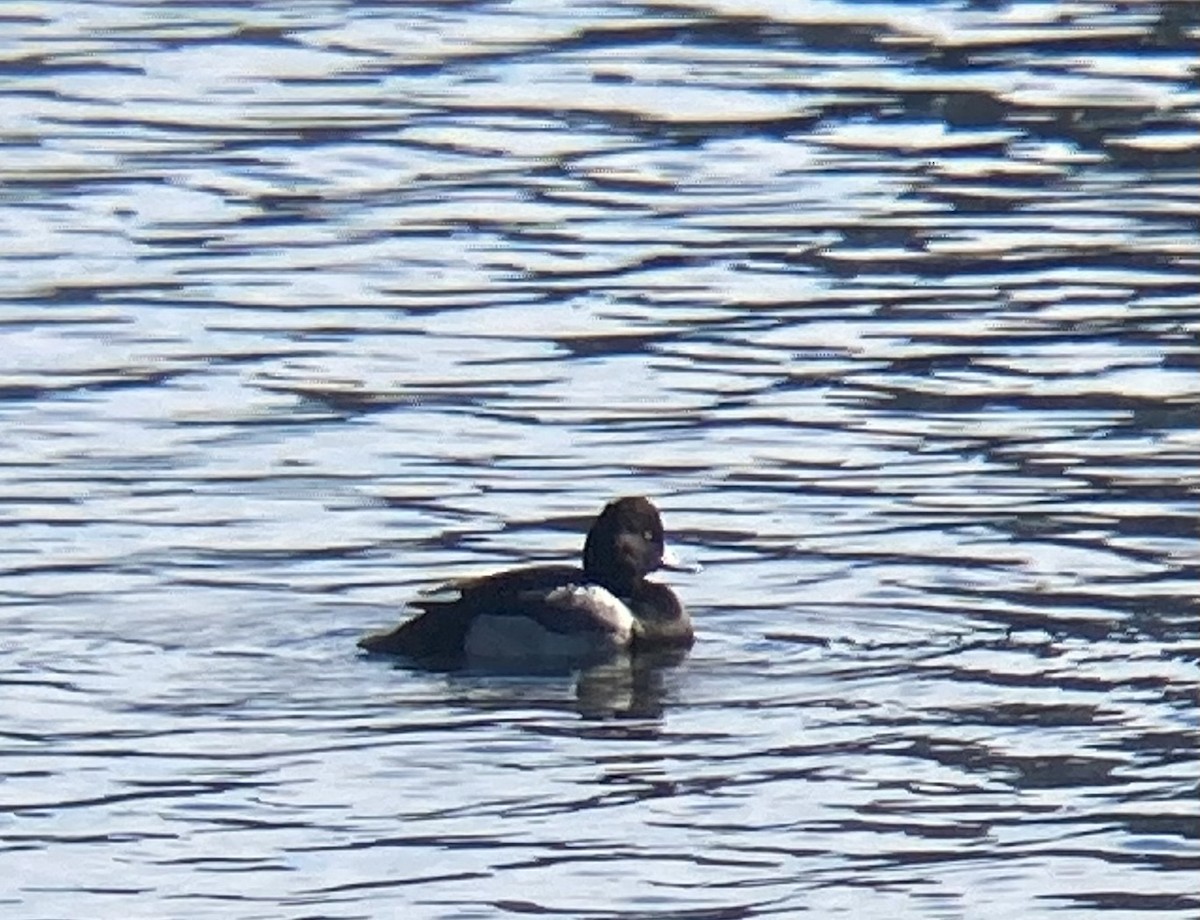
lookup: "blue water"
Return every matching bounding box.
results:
[1,1,1197,917]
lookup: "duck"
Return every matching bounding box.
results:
[358,496,695,665]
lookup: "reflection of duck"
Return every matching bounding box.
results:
[573,647,691,720]
[358,497,695,666]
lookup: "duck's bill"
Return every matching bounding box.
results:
[660,545,702,573]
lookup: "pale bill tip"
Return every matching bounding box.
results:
[661,545,702,573]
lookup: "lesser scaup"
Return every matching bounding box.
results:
[358,496,695,664]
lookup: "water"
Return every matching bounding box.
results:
[1,1,1197,917]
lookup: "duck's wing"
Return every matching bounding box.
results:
[424,565,634,637]
[357,564,584,659]
[523,584,637,637]
[418,565,634,637]
[412,564,584,614]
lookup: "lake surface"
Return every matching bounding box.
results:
[1,1,1197,917]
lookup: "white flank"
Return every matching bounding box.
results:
[464,585,634,661]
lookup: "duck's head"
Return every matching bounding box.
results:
[582,496,691,595]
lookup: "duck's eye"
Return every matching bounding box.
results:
[642,530,655,542]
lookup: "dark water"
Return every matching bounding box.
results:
[2,1,1197,917]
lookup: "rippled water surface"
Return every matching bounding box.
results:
[2,1,1198,917]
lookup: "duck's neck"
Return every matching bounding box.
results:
[583,564,638,596]
[583,532,639,595]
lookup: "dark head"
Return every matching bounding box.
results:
[582,496,674,595]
